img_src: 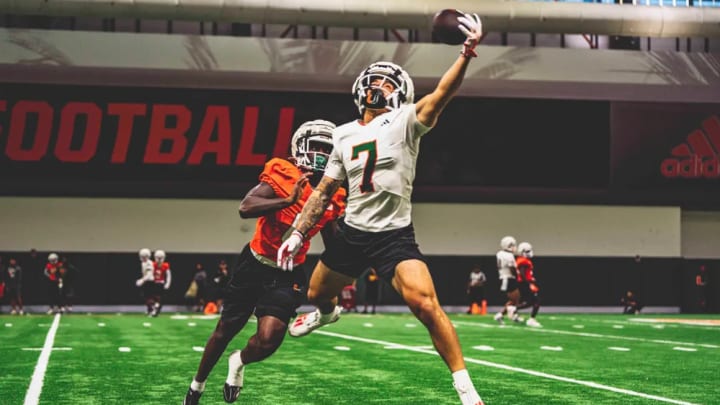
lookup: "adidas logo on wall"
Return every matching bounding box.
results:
[661,115,720,179]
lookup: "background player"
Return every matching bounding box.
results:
[494,236,522,325]
[339,281,358,313]
[277,12,485,405]
[135,248,156,316]
[150,250,171,317]
[466,265,486,315]
[44,253,62,314]
[184,120,345,405]
[515,242,541,327]
[362,268,380,314]
[4,258,24,315]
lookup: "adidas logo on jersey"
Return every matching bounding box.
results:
[661,115,720,179]
[380,118,390,126]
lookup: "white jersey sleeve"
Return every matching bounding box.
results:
[496,250,517,279]
[324,142,346,181]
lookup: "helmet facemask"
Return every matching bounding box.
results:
[353,62,414,116]
[291,120,335,173]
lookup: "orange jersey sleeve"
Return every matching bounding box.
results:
[259,158,302,199]
[250,159,346,267]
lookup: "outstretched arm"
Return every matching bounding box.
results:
[415,13,482,128]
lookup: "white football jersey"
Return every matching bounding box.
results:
[496,250,517,279]
[469,271,486,287]
[141,260,154,278]
[324,104,431,232]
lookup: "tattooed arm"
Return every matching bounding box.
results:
[294,176,343,235]
[277,175,343,270]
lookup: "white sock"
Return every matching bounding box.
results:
[190,379,206,393]
[226,351,244,386]
[319,307,336,322]
[452,369,473,390]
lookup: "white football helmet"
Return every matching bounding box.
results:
[48,253,59,263]
[154,250,166,263]
[518,242,534,258]
[291,120,335,172]
[139,248,151,261]
[500,236,517,252]
[352,61,415,115]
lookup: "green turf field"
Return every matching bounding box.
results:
[2,312,719,404]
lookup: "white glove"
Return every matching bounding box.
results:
[277,230,304,271]
[457,12,482,58]
[135,278,144,287]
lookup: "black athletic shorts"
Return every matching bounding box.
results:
[221,245,306,325]
[500,277,519,293]
[468,286,485,303]
[519,282,539,300]
[320,217,426,281]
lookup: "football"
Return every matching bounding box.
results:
[431,9,466,45]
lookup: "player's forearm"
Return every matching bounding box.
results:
[417,55,472,126]
[294,177,341,235]
[435,55,472,103]
[238,196,292,218]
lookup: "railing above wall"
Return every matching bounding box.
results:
[529,0,720,7]
[2,0,720,38]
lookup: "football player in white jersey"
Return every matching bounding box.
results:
[493,236,523,325]
[135,248,156,316]
[277,12,485,405]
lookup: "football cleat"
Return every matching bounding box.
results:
[183,388,202,405]
[223,384,242,403]
[224,351,244,403]
[512,313,524,323]
[454,382,484,405]
[288,306,342,337]
[526,318,542,328]
[493,312,505,325]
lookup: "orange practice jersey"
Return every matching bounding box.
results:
[516,256,535,283]
[153,261,170,283]
[250,158,346,266]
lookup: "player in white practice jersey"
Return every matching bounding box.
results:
[493,236,523,325]
[135,248,156,316]
[277,12,485,405]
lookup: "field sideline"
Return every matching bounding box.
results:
[2,313,718,404]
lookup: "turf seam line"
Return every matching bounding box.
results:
[23,313,61,405]
[452,321,719,348]
[314,329,700,405]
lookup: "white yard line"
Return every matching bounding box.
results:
[549,317,720,331]
[314,329,699,405]
[453,320,719,349]
[23,313,61,405]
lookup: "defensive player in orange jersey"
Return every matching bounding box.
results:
[516,242,542,327]
[184,120,345,405]
[149,249,172,317]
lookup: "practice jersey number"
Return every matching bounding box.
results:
[351,140,377,193]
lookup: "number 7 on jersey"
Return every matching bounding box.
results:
[351,140,377,193]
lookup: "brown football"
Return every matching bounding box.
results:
[431,9,466,45]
